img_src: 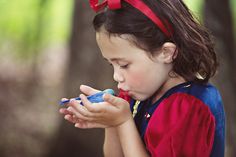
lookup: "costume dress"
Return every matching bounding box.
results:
[129,82,225,157]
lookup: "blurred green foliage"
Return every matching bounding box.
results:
[0,0,73,59]
[185,0,236,37]
[184,0,204,19]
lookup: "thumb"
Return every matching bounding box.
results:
[80,85,100,96]
[103,93,123,106]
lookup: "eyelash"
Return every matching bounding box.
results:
[108,63,129,69]
[120,64,129,69]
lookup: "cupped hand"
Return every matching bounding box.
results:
[67,92,132,129]
[59,85,101,125]
[59,85,132,129]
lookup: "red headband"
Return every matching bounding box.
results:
[89,0,172,37]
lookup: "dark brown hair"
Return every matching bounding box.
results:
[93,0,218,83]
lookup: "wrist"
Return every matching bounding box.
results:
[111,111,133,128]
[116,115,134,131]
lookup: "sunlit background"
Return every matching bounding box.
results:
[0,0,235,157]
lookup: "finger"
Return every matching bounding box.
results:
[75,122,108,129]
[80,94,102,113]
[61,98,69,101]
[72,115,88,124]
[70,103,106,120]
[80,85,100,96]
[59,108,73,115]
[69,98,103,119]
[103,93,123,106]
[73,115,86,123]
[67,105,94,122]
[64,114,78,123]
[59,98,70,106]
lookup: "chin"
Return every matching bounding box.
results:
[131,94,148,101]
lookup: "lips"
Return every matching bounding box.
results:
[118,89,131,102]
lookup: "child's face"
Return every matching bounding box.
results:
[96,31,173,101]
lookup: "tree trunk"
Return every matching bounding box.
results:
[203,0,236,156]
[47,0,114,157]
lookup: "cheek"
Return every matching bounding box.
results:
[125,70,149,88]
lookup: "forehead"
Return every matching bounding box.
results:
[96,31,134,48]
[96,31,150,60]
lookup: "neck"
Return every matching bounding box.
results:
[151,75,186,104]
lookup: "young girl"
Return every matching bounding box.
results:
[59,0,225,156]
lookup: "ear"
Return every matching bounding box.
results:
[156,42,177,64]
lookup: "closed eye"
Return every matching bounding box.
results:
[120,64,129,69]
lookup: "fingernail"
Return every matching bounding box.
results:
[80,84,88,89]
[70,99,76,103]
[64,115,69,120]
[67,107,72,112]
[80,84,85,88]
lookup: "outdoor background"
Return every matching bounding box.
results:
[0,0,235,157]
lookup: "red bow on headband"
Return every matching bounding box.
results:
[90,0,121,11]
[89,0,172,37]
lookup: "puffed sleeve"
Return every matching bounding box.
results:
[144,93,215,157]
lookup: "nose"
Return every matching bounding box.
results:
[113,69,125,83]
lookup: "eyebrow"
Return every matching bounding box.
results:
[104,57,127,62]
